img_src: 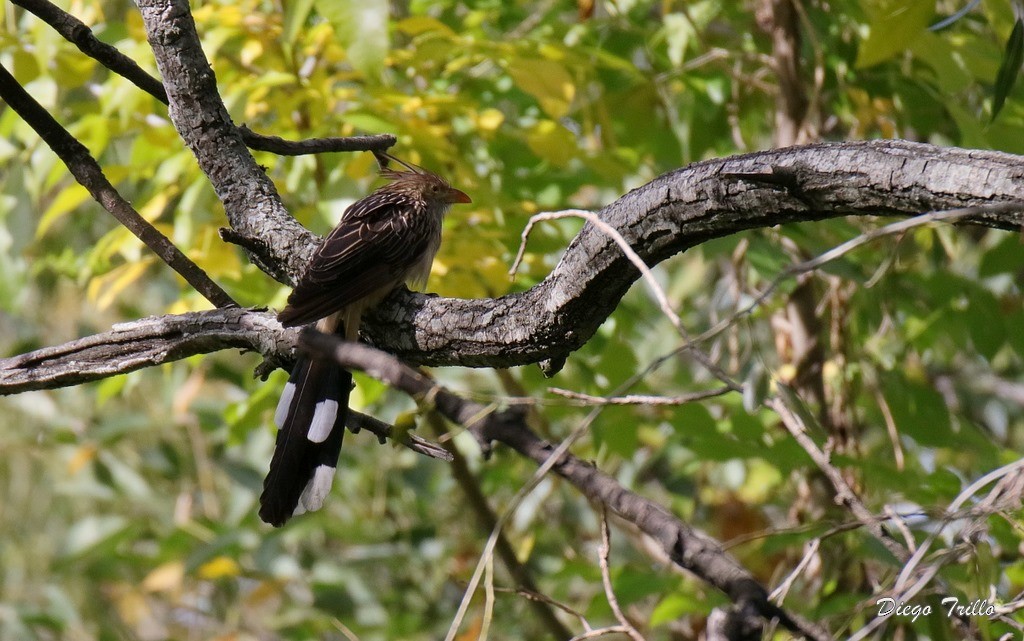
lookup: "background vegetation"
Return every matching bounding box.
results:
[2,0,1023,639]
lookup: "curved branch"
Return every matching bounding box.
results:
[4,140,1024,392]
[0,309,283,393]
[363,139,1024,368]
[13,0,169,100]
[24,2,1024,376]
[295,331,831,641]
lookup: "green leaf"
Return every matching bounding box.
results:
[992,18,1024,121]
[745,235,791,278]
[742,363,769,413]
[908,31,974,94]
[592,407,640,457]
[95,375,128,408]
[525,119,578,166]
[669,403,717,438]
[315,0,389,80]
[881,374,952,448]
[37,183,90,237]
[663,13,695,67]
[611,568,676,606]
[856,0,935,69]
[282,0,316,46]
[650,591,701,626]
[60,516,129,559]
[979,233,1024,276]
[966,288,1006,358]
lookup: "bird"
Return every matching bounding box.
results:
[259,156,471,527]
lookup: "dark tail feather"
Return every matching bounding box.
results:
[259,356,352,527]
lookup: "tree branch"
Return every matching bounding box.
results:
[12,0,395,158]
[362,140,1024,370]
[236,126,396,156]
[12,0,168,100]
[3,141,1024,393]
[756,0,811,145]
[134,0,314,284]
[0,309,280,393]
[347,410,453,462]
[424,413,573,639]
[296,331,832,641]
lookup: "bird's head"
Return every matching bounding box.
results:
[377,153,471,206]
[381,168,472,206]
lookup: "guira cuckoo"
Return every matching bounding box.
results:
[259,158,471,526]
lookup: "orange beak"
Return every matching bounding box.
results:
[446,187,472,204]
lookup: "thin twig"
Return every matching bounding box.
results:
[443,403,608,641]
[689,203,1024,349]
[766,394,908,563]
[872,383,905,471]
[568,626,637,641]
[548,387,731,406]
[478,584,592,630]
[480,555,495,641]
[329,618,361,641]
[346,411,453,462]
[882,505,916,554]
[992,591,1024,616]
[769,538,820,604]
[509,211,678,332]
[424,412,573,639]
[893,458,1024,593]
[510,208,742,391]
[597,506,646,641]
[847,460,1024,641]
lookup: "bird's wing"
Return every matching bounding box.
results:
[277,193,433,327]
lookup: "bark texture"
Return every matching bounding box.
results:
[3,139,1023,392]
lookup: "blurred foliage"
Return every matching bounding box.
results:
[1,0,1024,639]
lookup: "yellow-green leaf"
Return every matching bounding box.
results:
[316,0,388,80]
[507,58,576,119]
[142,561,185,593]
[87,259,154,310]
[38,183,90,238]
[197,556,240,580]
[396,15,455,37]
[525,119,577,166]
[282,0,316,46]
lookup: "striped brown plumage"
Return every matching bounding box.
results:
[260,165,471,527]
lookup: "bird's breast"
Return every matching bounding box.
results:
[406,224,442,290]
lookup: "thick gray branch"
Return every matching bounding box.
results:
[364,140,1024,368]
[3,140,1024,392]
[134,0,315,283]
[0,309,286,393]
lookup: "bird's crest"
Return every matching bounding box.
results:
[375,152,449,185]
[376,151,426,175]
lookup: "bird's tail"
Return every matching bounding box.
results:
[259,350,352,527]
